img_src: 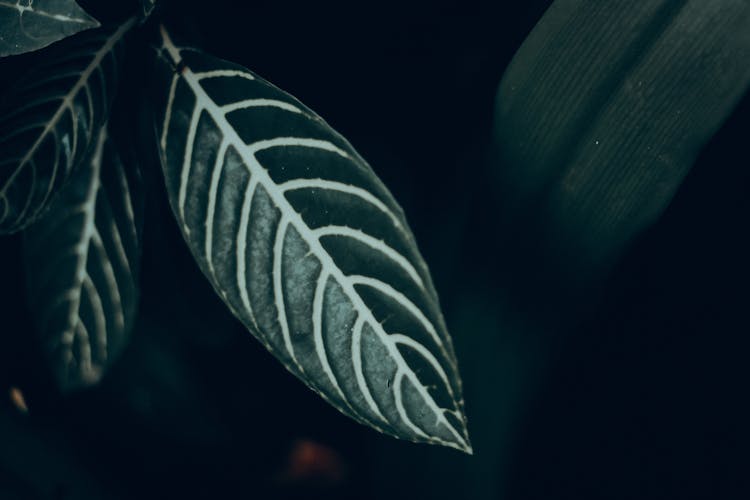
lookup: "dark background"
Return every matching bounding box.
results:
[1,0,749,498]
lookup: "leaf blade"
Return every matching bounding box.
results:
[152,26,471,453]
[23,123,144,391]
[0,17,135,234]
[494,0,750,278]
[0,0,99,57]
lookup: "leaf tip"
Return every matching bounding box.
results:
[454,423,474,455]
[463,429,474,455]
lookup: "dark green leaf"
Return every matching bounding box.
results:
[0,18,135,235]
[23,123,143,392]
[151,25,471,453]
[0,0,99,57]
[494,0,750,276]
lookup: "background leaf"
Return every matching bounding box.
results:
[151,25,471,453]
[0,17,134,234]
[0,0,99,57]
[23,122,143,392]
[493,0,750,284]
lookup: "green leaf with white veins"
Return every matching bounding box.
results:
[0,0,99,57]
[152,25,471,453]
[23,123,143,392]
[0,18,135,234]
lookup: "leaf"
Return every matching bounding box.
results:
[494,0,750,277]
[0,0,99,57]
[23,123,143,391]
[0,17,135,235]
[151,25,471,453]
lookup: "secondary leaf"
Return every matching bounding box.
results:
[0,17,135,235]
[152,25,471,453]
[0,0,99,57]
[494,0,750,276]
[23,123,143,391]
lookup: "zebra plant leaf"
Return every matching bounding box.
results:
[152,25,471,453]
[0,0,99,57]
[0,18,135,234]
[23,123,143,392]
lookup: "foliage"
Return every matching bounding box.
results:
[0,0,470,454]
[1,0,749,498]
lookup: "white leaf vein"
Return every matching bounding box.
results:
[314,225,423,288]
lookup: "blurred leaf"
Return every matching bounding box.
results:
[0,18,135,234]
[0,0,99,57]
[23,123,143,392]
[150,25,471,453]
[494,0,750,277]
